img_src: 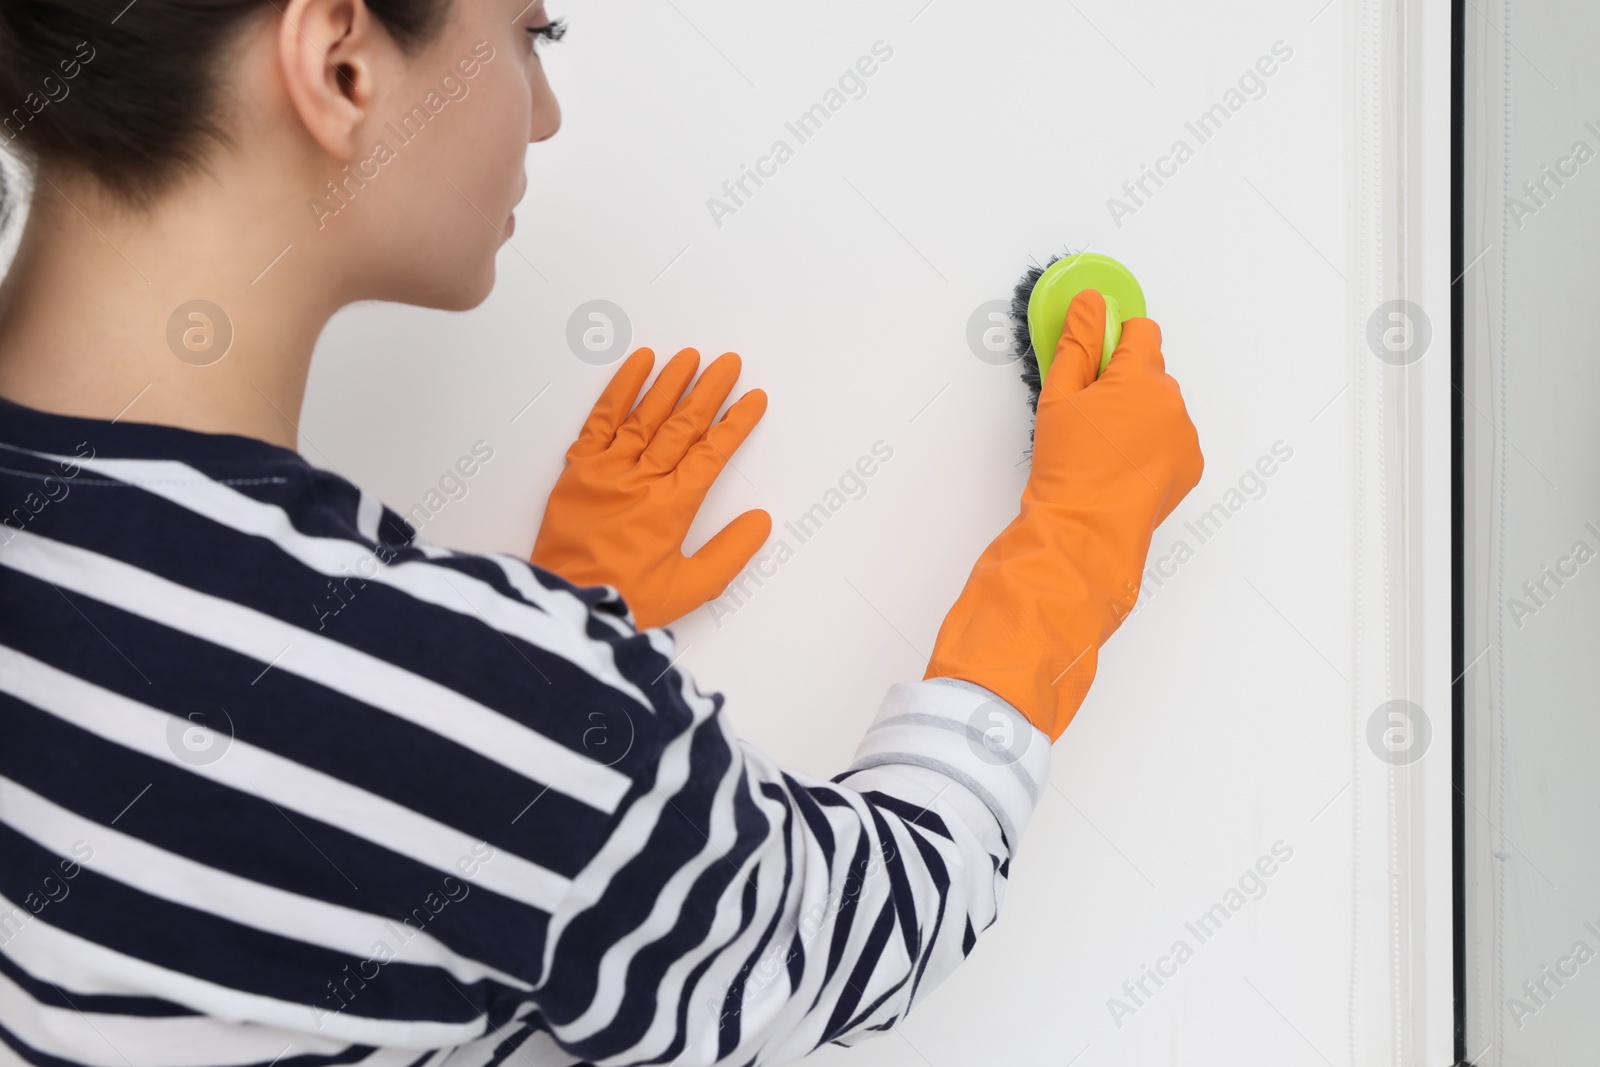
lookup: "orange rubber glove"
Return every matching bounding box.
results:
[925,290,1204,740]
[532,347,771,630]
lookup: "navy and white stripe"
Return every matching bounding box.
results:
[0,396,1051,1066]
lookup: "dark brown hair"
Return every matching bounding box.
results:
[0,0,451,212]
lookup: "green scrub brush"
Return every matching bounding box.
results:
[1012,252,1146,412]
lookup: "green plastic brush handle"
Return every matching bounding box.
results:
[1028,253,1147,383]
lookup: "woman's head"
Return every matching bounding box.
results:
[0,0,562,309]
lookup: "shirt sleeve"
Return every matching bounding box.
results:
[528,596,1053,1067]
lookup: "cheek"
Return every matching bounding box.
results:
[410,68,528,224]
[472,65,535,180]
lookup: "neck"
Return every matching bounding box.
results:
[0,167,347,450]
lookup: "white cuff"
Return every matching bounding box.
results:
[841,679,1052,857]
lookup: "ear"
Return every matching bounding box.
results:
[277,0,384,160]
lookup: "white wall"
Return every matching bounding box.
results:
[301,2,1448,1063]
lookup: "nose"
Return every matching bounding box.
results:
[531,98,562,144]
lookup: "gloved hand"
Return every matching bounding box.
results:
[925,290,1203,740]
[532,347,770,630]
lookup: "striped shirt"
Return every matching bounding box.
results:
[0,395,1051,1067]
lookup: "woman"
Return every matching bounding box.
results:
[0,0,1202,1063]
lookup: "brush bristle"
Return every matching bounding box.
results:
[1011,251,1074,431]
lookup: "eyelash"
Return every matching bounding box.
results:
[527,17,567,47]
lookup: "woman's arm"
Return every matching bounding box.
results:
[527,631,1048,1066]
